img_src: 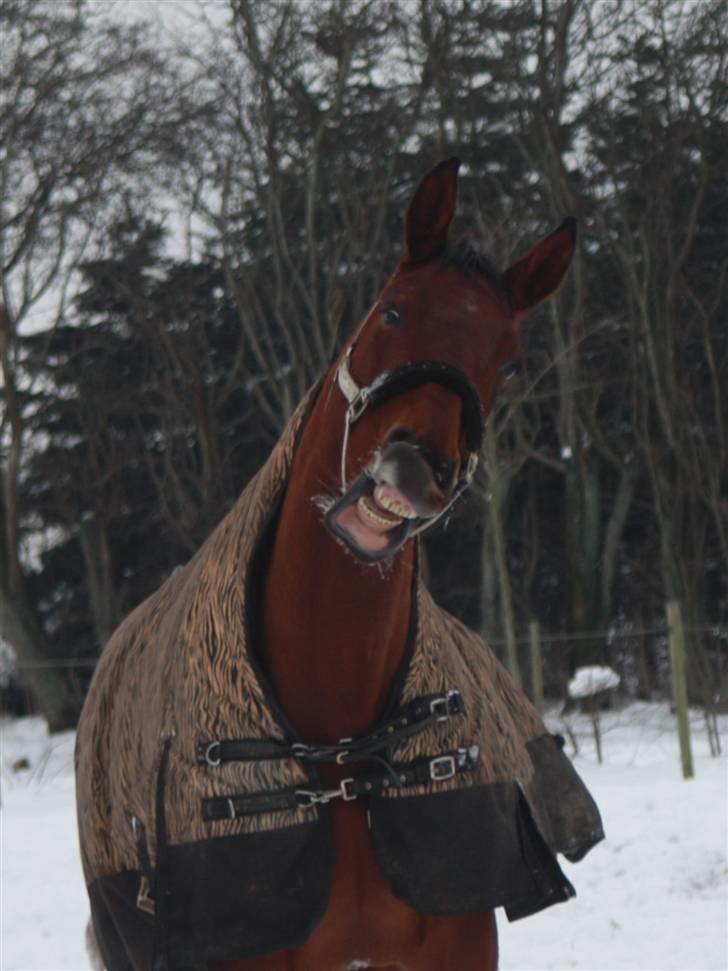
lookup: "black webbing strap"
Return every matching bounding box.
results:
[201,744,481,821]
[197,689,464,768]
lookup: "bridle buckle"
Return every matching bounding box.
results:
[347,391,370,424]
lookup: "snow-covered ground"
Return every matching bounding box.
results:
[1,703,726,971]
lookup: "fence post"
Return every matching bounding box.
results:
[529,620,544,713]
[666,599,694,780]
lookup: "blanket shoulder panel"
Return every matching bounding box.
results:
[386,582,544,792]
[76,393,317,883]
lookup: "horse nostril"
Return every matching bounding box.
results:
[416,445,455,489]
[433,459,455,489]
[388,427,412,444]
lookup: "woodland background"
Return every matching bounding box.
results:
[0,0,726,731]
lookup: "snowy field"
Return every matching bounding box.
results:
[1,703,726,971]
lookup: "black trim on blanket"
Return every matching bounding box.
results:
[151,737,172,969]
[369,781,575,921]
[523,733,605,862]
[156,816,335,966]
[88,814,336,969]
[88,777,579,970]
[89,870,156,971]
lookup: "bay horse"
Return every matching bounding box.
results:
[77,159,599,971]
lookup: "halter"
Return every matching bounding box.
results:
[335,344,484,538]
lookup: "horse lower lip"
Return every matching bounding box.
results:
[323,473,419,562]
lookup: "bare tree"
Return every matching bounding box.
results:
[178,0,434,442]
[0,0,191,727]
[583,0,727,686]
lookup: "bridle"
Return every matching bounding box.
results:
[334,344,484,538]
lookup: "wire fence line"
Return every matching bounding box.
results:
[7,624,726,672]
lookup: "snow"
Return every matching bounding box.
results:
[1,704,726,971]
[0,638,17,686]
[568,665,621,700]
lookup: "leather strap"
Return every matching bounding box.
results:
[197,689,464,768]
[201,745,481,821]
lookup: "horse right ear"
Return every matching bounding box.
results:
[403,158,460,264]
[503,218,577,315]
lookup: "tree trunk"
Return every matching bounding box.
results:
[485,422,521,686]
[0,585,78,731]
[80,516,119,648]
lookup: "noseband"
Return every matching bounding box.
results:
[335,345,484,537]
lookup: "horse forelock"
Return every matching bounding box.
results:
[440,238,505,297]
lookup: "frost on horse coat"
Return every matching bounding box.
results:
[76,387,603,971]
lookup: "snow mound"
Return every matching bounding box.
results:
[568,664,620,699]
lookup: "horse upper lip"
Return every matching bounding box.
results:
[369,442,451,520]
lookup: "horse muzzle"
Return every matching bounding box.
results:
[324,347,483,563]
[324,442,457,563]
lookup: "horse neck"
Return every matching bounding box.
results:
[260,379,415,744]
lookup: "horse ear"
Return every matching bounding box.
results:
[403,157,460,264]
[503,218,577,314]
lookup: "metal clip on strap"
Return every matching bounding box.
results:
[201,745,481,820]
[337,348,370,488]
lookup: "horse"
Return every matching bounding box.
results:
[76,158,602,971]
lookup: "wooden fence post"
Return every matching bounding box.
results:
[529,620,544,713]
[666,599,694,780]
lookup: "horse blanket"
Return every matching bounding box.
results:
[76,388,604,971]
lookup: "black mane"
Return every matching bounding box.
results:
[441,238,506,300]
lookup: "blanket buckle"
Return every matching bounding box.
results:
[429,755,456,782]
[204,741,222,767]
[136,875,156,916]
[430,689,460,722]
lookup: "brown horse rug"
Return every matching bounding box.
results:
[76,389,604,971]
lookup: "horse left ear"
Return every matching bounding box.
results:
[403,157,460,264]
[503,218,577,315]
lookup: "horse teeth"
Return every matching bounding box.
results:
[373,485,417,519]
[358,496,401,527]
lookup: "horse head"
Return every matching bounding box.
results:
[326,157,576,562]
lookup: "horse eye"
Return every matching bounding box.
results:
[499,359,521,380]
[382,305,402,326]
